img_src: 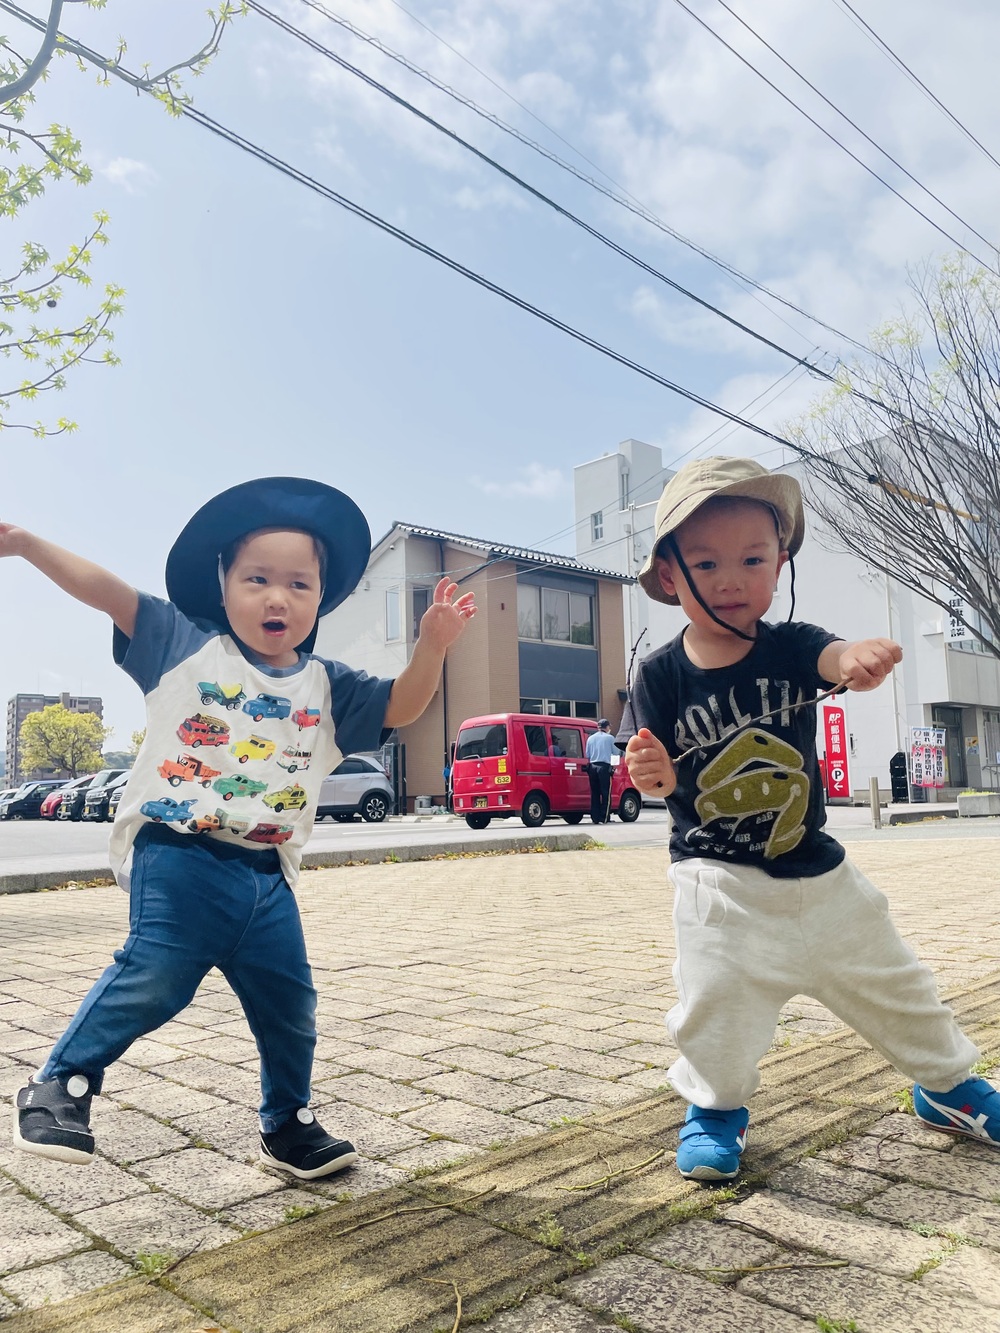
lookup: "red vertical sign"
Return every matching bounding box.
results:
[823,704,850,800]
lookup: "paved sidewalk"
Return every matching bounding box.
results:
[1,837,998,1328]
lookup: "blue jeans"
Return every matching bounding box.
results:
[41,825,316,1133]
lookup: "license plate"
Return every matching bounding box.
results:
[474,797,488,808]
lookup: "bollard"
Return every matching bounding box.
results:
[870,775,882,829]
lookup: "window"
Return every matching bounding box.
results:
[574,701,598,719]
[547,699,572,716]
[412,587,430,639]
[570,592,594,645]
[517,585,540,639]
[591,511,603,541]
[542,588,570,642]
[455,724,508,761]
[550,726,583,758]
[385,588,401,641]
[520,697,544,714]
[525,725,548,756]
[619,468,629,510]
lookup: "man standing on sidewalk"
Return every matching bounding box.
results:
[586,719,616,824]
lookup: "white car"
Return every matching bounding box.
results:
[316,755,394,823]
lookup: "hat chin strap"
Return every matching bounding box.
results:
[666,535,796,639]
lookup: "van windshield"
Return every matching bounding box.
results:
[455,724,508,761]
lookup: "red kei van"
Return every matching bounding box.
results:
[452,713,642,830]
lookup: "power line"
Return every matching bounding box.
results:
[291,0,876,358]
[247,0,844,383]
[830,0,1000,176]
[711,0,998,254]
[670,0,1000,276]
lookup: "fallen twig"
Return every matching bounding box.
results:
[556,1148,665,1192]
[421,1277,462,1333]
[699,1259,850,1274]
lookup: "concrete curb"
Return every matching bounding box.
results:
[0,830,599,895]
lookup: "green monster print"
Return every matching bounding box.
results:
[694,729,809,859]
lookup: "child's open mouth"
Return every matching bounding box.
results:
[263,620,287,637]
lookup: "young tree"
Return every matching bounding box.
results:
[787,254,1000,659]
[19,702,108,776]
[0,0,243,437]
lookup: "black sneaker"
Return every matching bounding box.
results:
[13,1075,95,1164]
[259,1108,358,1179]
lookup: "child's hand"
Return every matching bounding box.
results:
[0,522,31,558]
[838,637,902,692]
[625,727,676,796]
[417,577,477,653]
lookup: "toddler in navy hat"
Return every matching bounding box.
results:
[1,479,475,1178]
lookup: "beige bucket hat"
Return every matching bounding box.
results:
[637,457,804,606]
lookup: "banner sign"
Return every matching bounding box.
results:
[910,727,947,788]
[823,704,850,799]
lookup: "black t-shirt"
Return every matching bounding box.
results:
[617,621,845,879]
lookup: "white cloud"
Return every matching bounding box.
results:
[472,462,568,499]
[100,157,158,194]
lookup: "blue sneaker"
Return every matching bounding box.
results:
[676,1104,749,1180]
[913,1077,1000,1147]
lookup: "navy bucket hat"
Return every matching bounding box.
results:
[165,477,371,653]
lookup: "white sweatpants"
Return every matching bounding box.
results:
[666,856,978,1110]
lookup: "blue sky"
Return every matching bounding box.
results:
[4,0,1000,748]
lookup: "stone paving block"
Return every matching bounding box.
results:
[0,1185,88,1274]
[0,1248,132,1310]
[311,1099,427,1156]
[922,1241,1000,1307]
[820,1134,1000,1198]
[217,1189,335,1233]
[862,1180,1000,1247]
[564,1253,813,1331]
[133,1147,284,1209]
[332,1048,446,1081]
[389,1139,484,1174]
[90,1107,192,1163]
[114,1077,226,1120]
[515,1097,598,1126]
[147,1055,261,1103]
[400,1100,545,1148]
[768,1156,890,1207]
[431,1045,547,1079]
[722,1192,941,1276]
[518,1008,621,1032]
[183,1032,260,1063]
[520,1022,634,1053]
[621,1068,673,1092]
[307,1156,409,1200]
[0,1281,201,1332]
[640,1218,786,1279]
[862,1110,956,1150]
[2,1149,146,1215]
[440,1010,540,1034]
[173,1100,258,1160]
[739,1259,988,1333]
[478,1293,608,1331]
[119,1037,189,1068]
[365,1029,459,1057]
[415,1070,549,1113]
[518,1068,642,1108]
[313,1071,438,1115]
[73,1191,239,1258]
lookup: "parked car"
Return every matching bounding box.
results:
[40,773,96,820]
[316,755,394,823]
[106,772,131,822]
[0,779,68,820]
[57,768,127,822]
[81,770,131,822]
[0,788,16,806]
[451,713,642,829]
[243,693,291,722]
[140,796,197,823]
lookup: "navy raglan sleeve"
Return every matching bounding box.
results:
[615,648,678,756]
[324,660,395,757]
[113,593,218,695]
[781,621,842,690]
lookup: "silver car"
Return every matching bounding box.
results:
[316,755,394,823]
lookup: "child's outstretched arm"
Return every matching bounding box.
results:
[625,727,677,797]
[384,576,476,728]
[0,523,139,637]
[817,636,902,692]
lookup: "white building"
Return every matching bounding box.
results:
[575,439,1000,801]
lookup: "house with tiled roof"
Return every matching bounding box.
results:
[315,523,631,810]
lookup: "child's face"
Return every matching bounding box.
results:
[655,497,788,641]
[223,529,323,667]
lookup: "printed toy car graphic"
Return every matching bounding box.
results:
[177,714,230,748]
[188,807,252,835]
[292,707,321,730]
[277,746,312,773]
[213,773,268,802]
[157,754,222,788]
[230,734,276,764]
[198,682,246,710]
[243,693,291,722]
[243,822,294,845]
[140,796,197,823]
[263,783,307,813]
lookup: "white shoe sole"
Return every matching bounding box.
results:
[12,1110,94,1165]
[259,1146,358,1179]
[677,1162,740,1180]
